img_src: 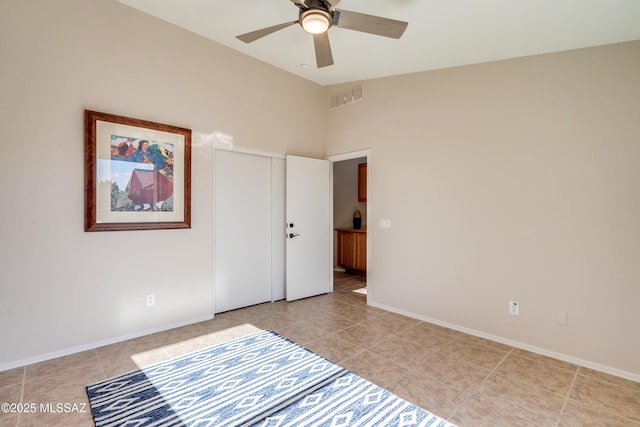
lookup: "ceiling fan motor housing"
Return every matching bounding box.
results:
[303,0,333,10]
[299,0,334,33]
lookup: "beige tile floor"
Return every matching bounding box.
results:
[1,272,639,426]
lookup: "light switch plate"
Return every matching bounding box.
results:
[379,219,392,229]
[556,310,567,326]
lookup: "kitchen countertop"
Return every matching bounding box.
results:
[335,228,367,233]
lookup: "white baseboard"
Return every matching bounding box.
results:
[368,301,640,384]
[0,314,214,373]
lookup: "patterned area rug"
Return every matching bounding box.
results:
[87,330,456,427]
[250,372,453,427]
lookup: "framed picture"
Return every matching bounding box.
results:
[84,110,191,231]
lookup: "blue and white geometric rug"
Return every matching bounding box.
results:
[250,372,455,427]
[87,330,456,426]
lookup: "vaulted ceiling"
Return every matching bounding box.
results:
[118,0,640,86]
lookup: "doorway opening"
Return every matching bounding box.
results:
[329,150,370,298]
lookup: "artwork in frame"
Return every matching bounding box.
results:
[84,110,191,231]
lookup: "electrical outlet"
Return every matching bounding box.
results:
[146,294,155,307]
[509,300,519,316]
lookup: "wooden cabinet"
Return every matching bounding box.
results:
[358,163,367,202]
[336,228,366,272]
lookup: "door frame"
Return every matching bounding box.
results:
[327,149,371,302]
[212,145,371,312]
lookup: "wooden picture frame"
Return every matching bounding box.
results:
[84,110,191,231]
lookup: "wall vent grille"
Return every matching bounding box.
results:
[330,87,363,110]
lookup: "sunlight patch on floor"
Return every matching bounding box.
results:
[353,288,367,295]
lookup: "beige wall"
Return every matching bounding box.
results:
[325,41,640,379]
[0,0,324,368]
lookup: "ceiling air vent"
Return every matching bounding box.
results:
[330,86,363,110]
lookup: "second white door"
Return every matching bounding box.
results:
[285,155,332,301]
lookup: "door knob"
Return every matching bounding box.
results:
[288,233,300,238]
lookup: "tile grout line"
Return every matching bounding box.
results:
[554,366,580,427]
[16,367,26,427]
[94,348,107,381]
[19,366,26,402]
[448,346,515,422]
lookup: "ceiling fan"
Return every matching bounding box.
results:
[236,0,408,68]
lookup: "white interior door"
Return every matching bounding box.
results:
[285,155,332,301]
[214,150,273,313]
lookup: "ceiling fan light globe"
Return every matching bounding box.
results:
[301,10,331,34]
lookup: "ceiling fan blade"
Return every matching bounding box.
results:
[313,32,334,68]
[326,0,341,9]
[236,21,297,43]
[334,9,408,39]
